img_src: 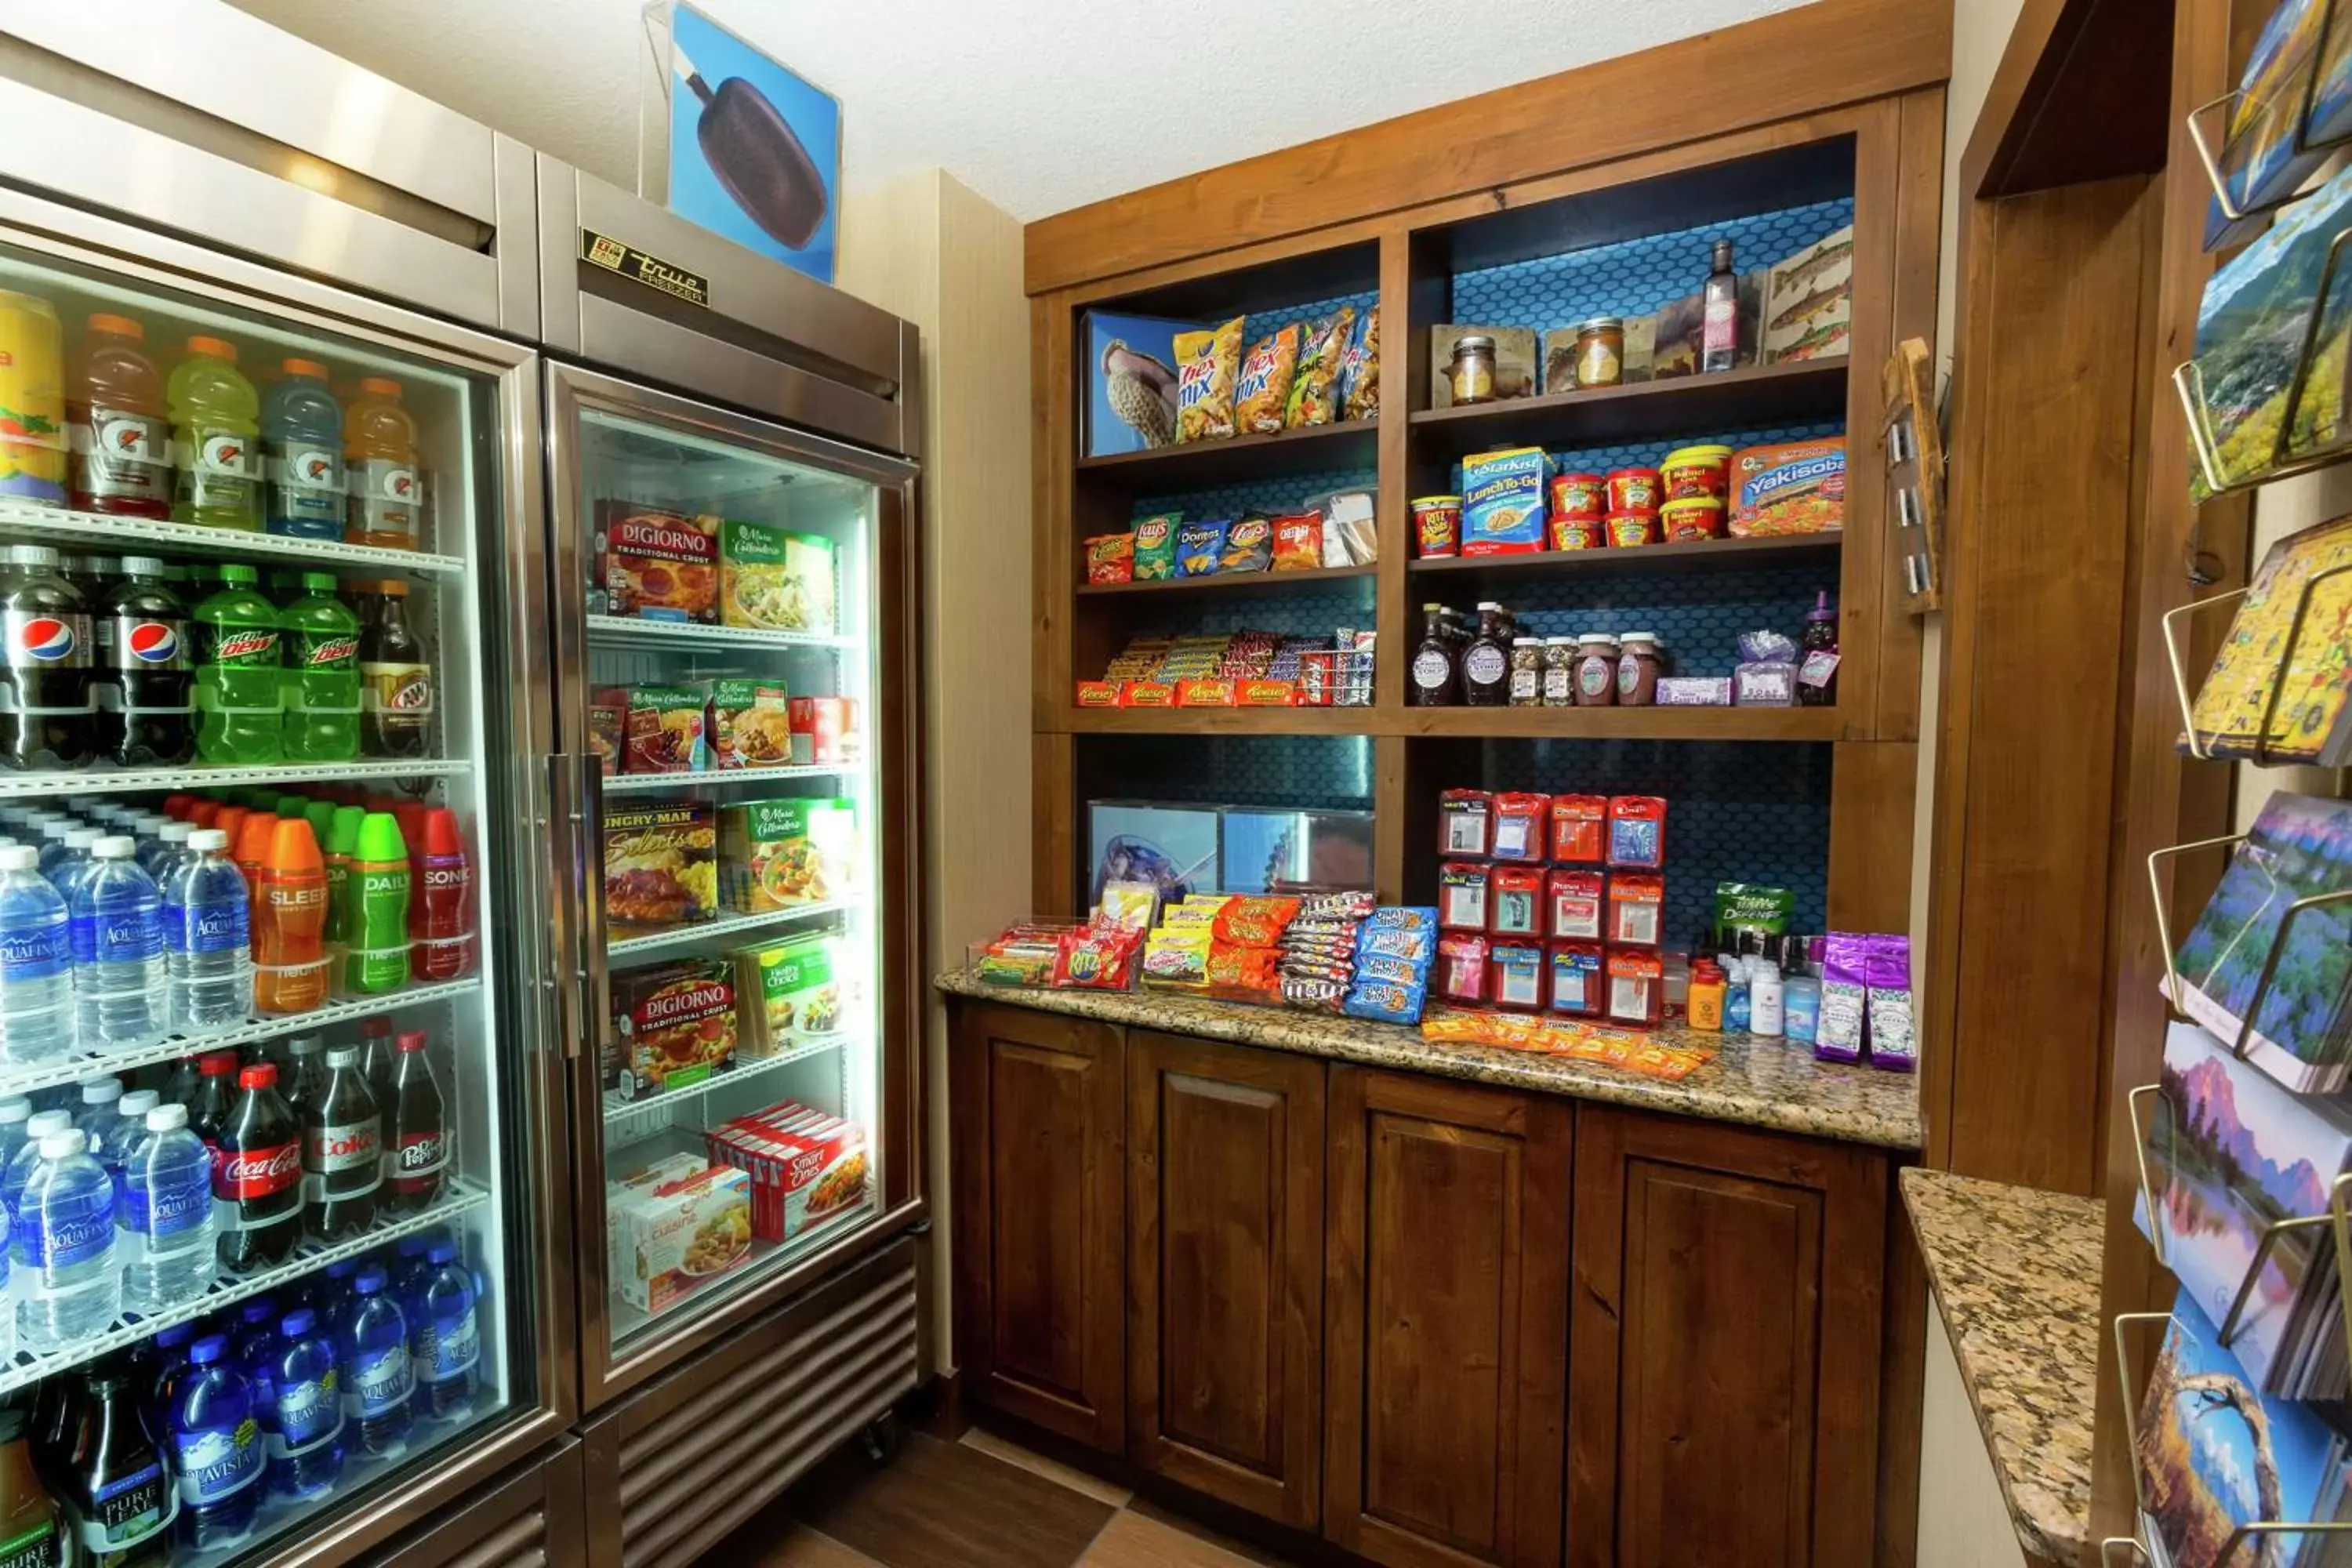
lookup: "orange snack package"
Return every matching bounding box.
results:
[1235,325,1301,436]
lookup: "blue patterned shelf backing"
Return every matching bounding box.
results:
[1128,461,1380,532]
[1450,419,1847,495]
[1118,579,1377,643]
[1450,198,1855,342]
[1078,734,1374,811]
[1431,559,1836,679]
[1430,739,1832,944]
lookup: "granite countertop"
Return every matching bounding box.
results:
[935,971,1922,1150]
[1900,1167,2103,1566]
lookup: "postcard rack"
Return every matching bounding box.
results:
[2143,833,2352,1062]
[2174,225,2352,499]
[2186,0,2352,233]
[2161,557,2352,762]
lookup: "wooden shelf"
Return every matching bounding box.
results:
[1056,704,1843,741]
[1062,706,1378,735]
[1407,358,1849,456]
[1406,532,1840,590]
[1076,563,1377,597]
[1075,420,1377,488]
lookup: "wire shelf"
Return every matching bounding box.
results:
[0,758,469,801]
[0,501,464,575]
[601,1033,855,1124]
[607,900,858,959]
[584,615,858,654]
[600,764,864,795]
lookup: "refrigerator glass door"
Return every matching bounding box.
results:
[0,236,561,1563]
[546,364,913,1389]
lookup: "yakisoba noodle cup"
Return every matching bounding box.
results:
[1659,496,1726,542]
[1411,495,1462,557]
[1551,471,1606,519]
[1606,466,1661,514]
[1661,444,1733,501]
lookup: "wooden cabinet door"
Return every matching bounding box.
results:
[1126,1030,1325,1527]
[1569,1106,1888,1568]
[949,1001,1124,1450]
[1323,1065,1572,1568]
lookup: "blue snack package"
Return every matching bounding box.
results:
[1358,926,1436,963]
[1363,906,1437,931]
[1345,978,1426,1025]
[1354,951,1427,986]
[1461,446,1548,553]
[1176,521,1229,577]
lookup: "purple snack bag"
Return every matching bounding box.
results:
[1815,932,1867,1063]
[1864,935,1917,1072]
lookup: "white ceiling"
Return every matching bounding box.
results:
[232,0,1811,222]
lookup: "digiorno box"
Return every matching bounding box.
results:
[594,502,717,622]
[610,957,736,1098]
[603,801,716,927]
[609,1162,753,1316]
[720,518,837,635]
[720,798,857,912]
[736,934,851,1056]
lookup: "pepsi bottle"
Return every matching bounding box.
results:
[263,1308,344,1499]
[0,545,93,771]
[92,556,192,768]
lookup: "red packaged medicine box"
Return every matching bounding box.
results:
[1549,869,1605,941]
[1438,932,1490,1004]
[1490,792,1550,862]
[1606,947,1664,1027]
[1608,873,1664,946]
[1490,942,1546,1011]
[1439,861,1490,931]
[1490,866,1544,937]
[1439,789,1494,856]
[1607,795,1668,868]
[1550,794,1607,864]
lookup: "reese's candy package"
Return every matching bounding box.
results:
[1340,306,1381,422]
[1235,324,1301,436]
[1220,515,1273,573]
[1176,521,1228,578]
[1287,307,1354,429]
[1175,318,1244,442]
[1132,512,1180,580]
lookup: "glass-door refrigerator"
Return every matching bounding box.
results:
[535,161,927,1431]
[0,7,572,1566]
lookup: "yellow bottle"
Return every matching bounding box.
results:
[1688,960,1726,1032]
[0,291,66,507]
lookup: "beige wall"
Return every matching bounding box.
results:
[837,169,1033,1369]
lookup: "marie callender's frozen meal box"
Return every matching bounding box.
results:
[720,518,837,635]
[720,798,858,913]
[602,801,717,927]
[593,503,718,622]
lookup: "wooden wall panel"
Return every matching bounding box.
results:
[1828,740,1918,935]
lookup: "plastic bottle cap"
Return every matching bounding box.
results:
[3,545,57,567]
[93,836,135,859]
[186,336,236,361]
[325,1044,358,1067]
[186,828,228,852]
[160,823,191,844]
[396,1030,428,1053]
[88,312,142,338]
[189,1334,229,1365]
[146,1105,187,1131]
[282,358,328,379]
[0,847,34,873]
[356,811,407,861]
[270,817,323,871]
[288,1036,320,1056]
[238,1063,276,1090]
[379,580,408,598]
[424,808,464,858]
[220,563,258,585]
[118,1091,158,1118]
[198,1053,237,1078]
[1621,631,1657,642]
[0,1101,24,1125]
[79,1079,121,1104]
[282,1308,316,1337]
[428,1241,459,1265]
[299,571,337,593]
[241,1299,274,1324]
[355,1265,387,1293]
[38,1131,82,1160]
[356,376,402,397]
[64,829,98,849]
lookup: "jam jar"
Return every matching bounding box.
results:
[1573,632,1621,706]
[1574,318,1625,387]
[1447,335,1497,405]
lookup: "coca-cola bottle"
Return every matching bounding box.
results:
[381,1030,447,1215]
[215,1062,303,1272]
[304,1043,380,1242]
[186,1051,238,1160]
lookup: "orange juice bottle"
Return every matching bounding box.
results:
[253,817,329,1014]
[0,291,66,508]
[343,376,419,550]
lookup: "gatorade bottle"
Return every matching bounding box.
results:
[343,812,410,996]
[0,290,67,509]
[262,358,345,539]
[167,337,260,530]
[271,793,309,823]
[93,554,195,768]
[252,818,328,1015]
[343,377,420,550]
[413,808,475,981]
[67,312,170,519]
[280,572,361,760]
[193,564,282,765]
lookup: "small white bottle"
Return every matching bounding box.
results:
[1751,960,1785,1038]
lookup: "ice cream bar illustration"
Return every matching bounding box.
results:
[674,39,829,251]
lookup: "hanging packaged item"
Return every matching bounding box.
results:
[1550,942,1604,1017]
[1490,942,1546,1011]
[1490,866,1544,937]
[1490,792,1550,862]
[1550,794,1606,863]
[1439,788,1493,856]
[1606,947,1664,1028]
[1439,861,1490,931]
[1438,932,1490,1005]
[1606,796,1668,868]
[1549,869,1606,942]
[1608,873,1665,946]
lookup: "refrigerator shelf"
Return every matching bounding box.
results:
[608,899,858,959]
[601,763,866,794]
[0,1182,490,1397]
[0,757,472,800]
[585,614,860,653]
[601,1032,857,1123]
[0,500,466,575]
[0,978,481,1098]
[604,1195,882,1348]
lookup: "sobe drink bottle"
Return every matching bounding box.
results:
[252,819,328,1015]
[0,848,72,1063]
[345,811,410,996]
[93,555,194,768]
[414,808,475,980]
[13,1128,119,1351]
[215,1062,302,1273]
[66,1364,171,1562]
[0,1399,67,1568]
[383,1030,448,1214]
[0,543,94,771]
[343,376,420,550]
[263,358,344,539]
[120,1103,216,1314]
[162,827,252,1031]
[412,1240,481,1421]
[339,1265,412,1455]
[303,1044,379,1242]
[172,1334,265,1549]
[266,1308,345,1499]
[280,571,360,761]
[192,564,281,765]
[70,838,167,1054]
[167,336,260,530]
[67,312,170,520]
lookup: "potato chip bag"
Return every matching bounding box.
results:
[1219,515,1272,573]
[1175,318,1243,441]
[1176,521,1228,577]
[1271,512,1322,570]
[1235,324,1301,435]
[1085,532,1134,585]
[1341,306,1381,421]
[1132,512,1180,580]
[1286,307,1353,428]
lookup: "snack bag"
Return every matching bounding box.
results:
[1341,307,1380,421]
[1236,325,1301,436]
[1286,307,1354,428]
[1220,516,1273,572]
[1176,520,1228,577]
[1175,318,1244,442]
[1086,532,1135,585]
[1132,513,1180,579]
[1269,512,1322,571]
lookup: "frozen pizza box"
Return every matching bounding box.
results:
[609,958,737,1099]
[720,518,837,635]
[593,503,718,622]
[720,797,858,912]
[735,933,855,1056]
[610,1163,753,1316]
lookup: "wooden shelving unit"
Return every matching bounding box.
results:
[1058,703,1844,742]
[1075,563,1375,598]
[1406,358,1850,455]
[1406,532,1841,590]
[1074,419,1377,486]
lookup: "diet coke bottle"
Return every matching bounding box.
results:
[303,1044,379,1242]
[215,1062,303,1272]
[381,1030,447,1214]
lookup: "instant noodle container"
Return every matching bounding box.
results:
[1661,444,1733,501]
[1411,495,1462,557]
[1606,466,1661,514]
[1551,471,1606,519]
[1659,496,1726,542]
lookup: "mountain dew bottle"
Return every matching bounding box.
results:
[280,572,360,760]
[193,564,282,765]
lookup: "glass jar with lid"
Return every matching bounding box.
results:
[1617,632,1662,706]
[1541,637,1577,706]
[1573,632,1621,707]
[1462,603,1513,706]
[1508,637,1544,706]
[1575,318,1625,388]
[1446,335,1497,405]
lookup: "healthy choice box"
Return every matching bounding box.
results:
[720,797,858,912]
[735,933,851,1055]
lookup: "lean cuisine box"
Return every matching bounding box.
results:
[720,798,858,912]
[705,1102,870,1243]
[608,1161,753,1316]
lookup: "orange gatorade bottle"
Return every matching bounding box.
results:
[342,376,419,549]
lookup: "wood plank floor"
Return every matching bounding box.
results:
[704,1429,1298,1567]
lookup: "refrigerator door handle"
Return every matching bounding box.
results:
[544,751,586,1062]
[576,753,612,1063]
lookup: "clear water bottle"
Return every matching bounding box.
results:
[1,1109,71,1223]
[266,1307,346,1498]
[338,1265,412,1456]
[162,828,251,1033]
[14,1127,121,1350]
[120,1102,216,1315]
[72,1073,122,1155]
[0,1098,31,1175]
[103,1087,158,1198]
[0,847,74,1063]
[71,837,167,1054]
[172,1333,266,1549]
[412,1240,481,1421]
[34,818,78,879]
[140,818,193,884]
